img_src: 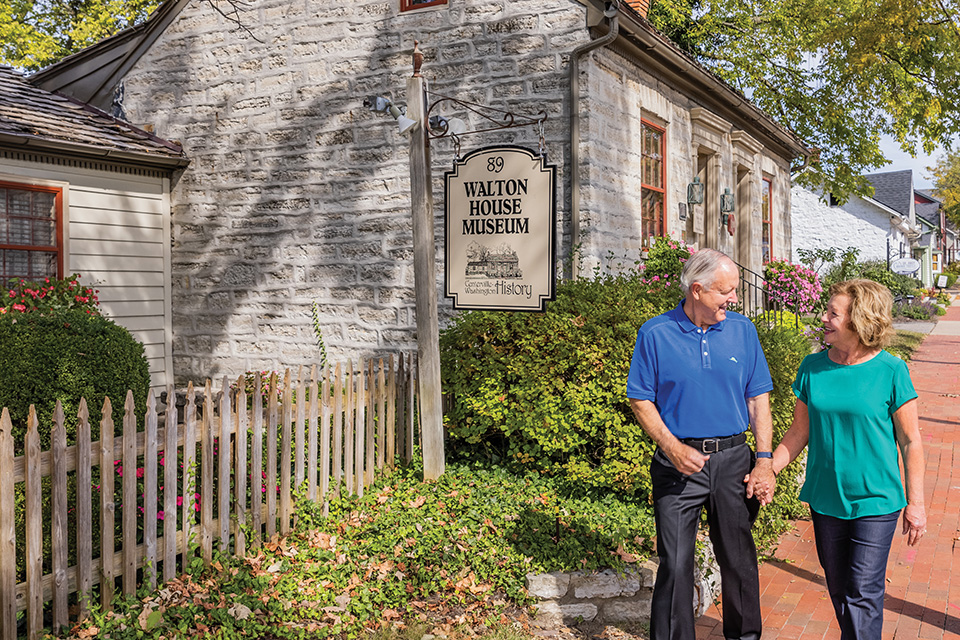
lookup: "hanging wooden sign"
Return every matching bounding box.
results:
[444,145,556,311]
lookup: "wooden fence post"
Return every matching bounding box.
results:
[320,364,331,516]
[144,391,158,591]
[122,391,138,595]
[164,387,178,583]
[99,398,115,610]
[0,409,16,640]
[234,377,248,558]
[280,370,293,534]
[25,407,42,638]
[355,359,365,497]
[76,400,93,621]
[51,402,68,632]
[251,373,264,547]
[219,377,231,552]
[308,365,319,503]
[266,372,278,538]
[181,383,196,573]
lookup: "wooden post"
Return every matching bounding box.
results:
[51,402,68,632]
[234,379,248,558]
[99,398,116,609]
[0,410,17,640]
[24,407,42,638]
[218,377,231,550]
[407,65,445,481]
[76,400,93,620]
[163,386,178,582]
[144,392,158,590]
[181,383,196,572]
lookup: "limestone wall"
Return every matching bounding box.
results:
[119,0,588,380]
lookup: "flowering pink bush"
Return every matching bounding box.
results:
[764,259,822,315]
[1,273,100,315]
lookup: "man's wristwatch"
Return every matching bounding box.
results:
[756,451,773,458]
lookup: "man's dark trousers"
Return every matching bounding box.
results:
[649,442,762,640]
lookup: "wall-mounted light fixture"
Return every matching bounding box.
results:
[427,115,467,136]
[720,187,735,213]
[720,187,736,234]
[364,95,417,133]
[687,176,704,204]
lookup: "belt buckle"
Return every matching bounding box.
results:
[701,438,719,453]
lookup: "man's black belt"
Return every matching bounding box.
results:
[680,432,747,454]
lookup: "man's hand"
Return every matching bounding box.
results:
[664,442,710,476]
[744,459,776,505]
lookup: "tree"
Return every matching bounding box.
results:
[0,0,161,71]
[927,151,960,226]
[647,0,960,200]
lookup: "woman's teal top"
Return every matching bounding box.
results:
[792,349,917,519]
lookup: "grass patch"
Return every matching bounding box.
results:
[888,329,926,361]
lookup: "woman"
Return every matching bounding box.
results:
[772,279,926,640]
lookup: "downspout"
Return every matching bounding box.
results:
[569,1,620,279]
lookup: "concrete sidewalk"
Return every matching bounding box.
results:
[696,299,960,639]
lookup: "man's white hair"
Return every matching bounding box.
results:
[680,248,735,296]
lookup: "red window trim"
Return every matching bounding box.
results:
[0,180,64,280]
[762,177,773,261]
[640,118,666,196]
[400,0,447,11]
[640,119,666,246]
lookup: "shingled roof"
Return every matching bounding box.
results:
[864,170,913,217]
[0,65,188,169]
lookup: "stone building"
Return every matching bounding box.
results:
[32,0,809,383]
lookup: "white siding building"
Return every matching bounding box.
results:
[0,66,189,388]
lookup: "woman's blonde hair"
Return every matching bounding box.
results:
[828,279,896,348]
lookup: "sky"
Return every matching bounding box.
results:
[877,135,942,189]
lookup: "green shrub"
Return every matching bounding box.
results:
[0,309,150,450]
[894,298,937,320]
[815,248,921,310]
[945,272,957,288]
[640,237,693,280]
[750,320,813,551]
[440,269,677,499]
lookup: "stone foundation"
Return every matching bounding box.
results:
[527,545,721,627]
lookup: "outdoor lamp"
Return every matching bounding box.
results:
[428,115,467,136]
[720,187,735,213]
[364,95,417,134]
[687,176,705,204]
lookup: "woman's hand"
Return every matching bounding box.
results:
[902,503,927,546]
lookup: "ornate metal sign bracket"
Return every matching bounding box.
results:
[425,90,548,159]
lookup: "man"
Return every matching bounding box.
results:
[627,248,775,640]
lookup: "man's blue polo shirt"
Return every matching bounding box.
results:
[626,301,773,439]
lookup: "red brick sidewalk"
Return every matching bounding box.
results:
[696,302,960,639]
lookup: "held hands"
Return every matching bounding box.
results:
[902,503,927,547]
[744,459,776,506]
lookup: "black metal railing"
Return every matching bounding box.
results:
[733,261,799,328]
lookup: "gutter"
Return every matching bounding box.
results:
[0,132,190,170]
[569,1,619,280]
